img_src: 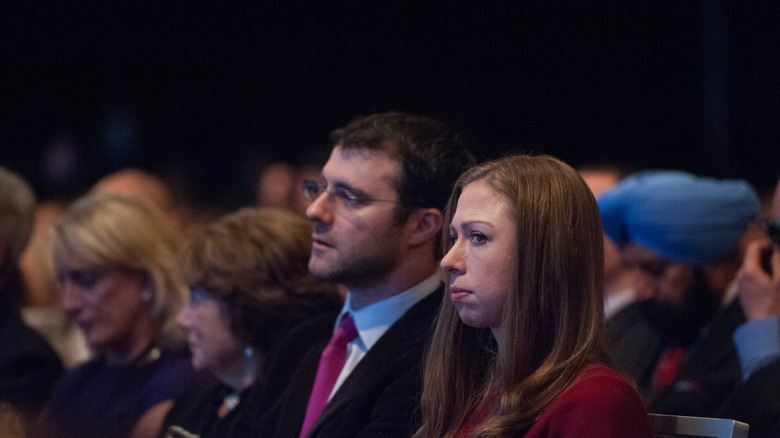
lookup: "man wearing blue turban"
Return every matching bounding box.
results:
[598,170,760,418]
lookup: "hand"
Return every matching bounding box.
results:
[737,239,780,321]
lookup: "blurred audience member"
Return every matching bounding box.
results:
[598,170,759,416]
[36,194,197,438]
[0,402,27,438]
[726,177,780,438]
[159,207,342,438]
[580,163,661,383]
[92,168,187,235]
[257,162,297,209]
[0,167,64,423]
[578,162,636,313]
[20,200,91,367]
[257,162,324,216]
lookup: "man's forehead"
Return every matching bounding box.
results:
[322,146,401,189]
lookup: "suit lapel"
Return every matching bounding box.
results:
[306,286,443,436]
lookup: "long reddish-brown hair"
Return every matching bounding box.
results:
[415,154,608,438]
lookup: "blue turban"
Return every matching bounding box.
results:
[597,170,759,266]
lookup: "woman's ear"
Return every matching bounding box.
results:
[140,273,154,303]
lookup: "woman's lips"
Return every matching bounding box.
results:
[450,286,471,302]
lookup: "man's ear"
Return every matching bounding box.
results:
[406,208,443,247]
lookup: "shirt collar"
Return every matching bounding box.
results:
[604,287,636,319]
[337,272,440,351]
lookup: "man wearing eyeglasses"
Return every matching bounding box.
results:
[727,177,780,438]
[254,112,474,438]
[597,170,760,419]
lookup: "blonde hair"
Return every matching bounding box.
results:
[50,193,186,348]
[416,155,608,438]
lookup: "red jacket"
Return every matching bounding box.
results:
[457,364,653,438]
[525,364,653,438]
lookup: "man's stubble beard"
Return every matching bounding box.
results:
[639,269,721,346]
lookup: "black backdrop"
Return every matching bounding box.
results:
[2,1,778,208]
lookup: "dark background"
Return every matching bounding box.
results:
[2,1,779,210]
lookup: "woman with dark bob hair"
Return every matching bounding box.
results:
[159,207,342,438]
[414,155,653,438]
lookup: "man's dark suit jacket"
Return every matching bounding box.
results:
[605,300,663,386]
[255,286,443,438]
[725,359,780,438]
[650,298,745,417]
[0,279,64,421]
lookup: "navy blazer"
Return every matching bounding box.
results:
[255,285,443,438]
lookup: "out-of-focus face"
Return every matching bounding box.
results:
[59,265,149,354]
[620,243,692,309]
[580,170,625,285]
[440,180,516,340]
[579,170,619,200]
[305,146,406,291]
[603,235,624,283]
[621,243,719,343]
[177,288,244,374]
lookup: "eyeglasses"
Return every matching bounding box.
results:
[58,268,111,290]
[628,258,672,279]
[187,287,218,306]
[302,179,399,210]
[757,218,780,246]
[57,266,143,290]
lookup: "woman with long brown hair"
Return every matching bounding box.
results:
[415,154,653,438]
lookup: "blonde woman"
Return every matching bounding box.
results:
[36,194,196,438]
[415,155,653,438]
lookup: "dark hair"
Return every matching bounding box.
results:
[177,208,342,355]
[330,112,475,223]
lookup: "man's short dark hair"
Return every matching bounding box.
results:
[330,112,475,223]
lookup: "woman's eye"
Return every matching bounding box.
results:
[188,288,214,305]
[67,270,103,289]
[470,233,487,244]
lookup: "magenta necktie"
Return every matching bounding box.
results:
[299,314,358,438]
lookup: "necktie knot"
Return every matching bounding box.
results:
[335,313,358,344]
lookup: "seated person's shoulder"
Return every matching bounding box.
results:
[552,364,647,413]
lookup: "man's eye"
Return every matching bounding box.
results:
[334,187,361,203]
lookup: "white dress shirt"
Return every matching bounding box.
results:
[327,273,440,401]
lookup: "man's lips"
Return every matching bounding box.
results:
[312,236,334,249]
